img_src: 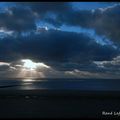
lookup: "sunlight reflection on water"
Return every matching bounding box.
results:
[1,78,120,91]
[22,78,36,82]
[20,78,47,90]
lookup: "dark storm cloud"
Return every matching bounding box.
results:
[13,30,119,64]
[0,6,36,32]
[1,2,120,46]
[14,2,72,28]
[0,29,118,71]
[0,36,24,62]
[18,2,71,15]
[95,4,120,45]
[52,4,120,45]
[0,2,71,32]
[21,2,119,45]
[26,2,120,46]
[56,10,93,28]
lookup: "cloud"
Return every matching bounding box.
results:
[0,2,120,78]
[0,62,11,73]
[0,2,71,32]
[92,4,120,45]
[0,62,10,66]
[26,3,119,46]
[94,55,120,68]
[19,2,71,15]
[65,69,105,78]
[0,6,36,32]
[1,2,120,47]
[53,4,120,45]
[92,55,120,78]
[0,29,118,72]
[0,59,51,78]
[16,2,72,28]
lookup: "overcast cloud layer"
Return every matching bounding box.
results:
[0,2,120,78]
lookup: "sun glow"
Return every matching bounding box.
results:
[21,59,50,70]
[22,59,37,70]
[15,59,51,78]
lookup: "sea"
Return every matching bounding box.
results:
[0,78,120,91]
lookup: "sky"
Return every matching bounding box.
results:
[0,2,120,79]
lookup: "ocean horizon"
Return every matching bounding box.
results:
[0,78,120,91]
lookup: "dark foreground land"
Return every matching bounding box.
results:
[0,90,120,119]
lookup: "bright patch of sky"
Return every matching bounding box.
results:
[71,2,118,11]
[0,2,14,8]
[0,2,16,13]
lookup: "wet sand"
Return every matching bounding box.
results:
[0,90,120,118]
